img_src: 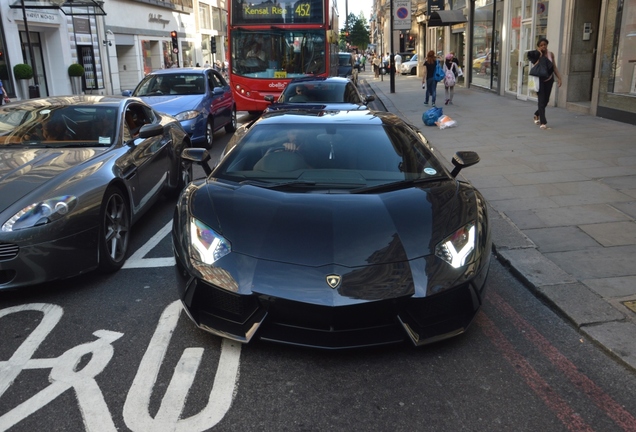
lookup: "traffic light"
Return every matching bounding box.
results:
[170,30,178,53]
[211,37,217,54]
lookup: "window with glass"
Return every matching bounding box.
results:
[200,4,212,29]
[609,0,636,95]
[472,0,495,89]
[231,29,326,78]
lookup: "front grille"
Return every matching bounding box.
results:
[0,243,19,261]
[194,282,259,324]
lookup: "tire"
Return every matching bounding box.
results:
[98,187,130,273]
[204,118,214,149]
[225,106,237,133]
[410,67,416,75]
[169,156,193,197]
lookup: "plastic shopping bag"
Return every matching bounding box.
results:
[528,75,540,93]
[436,115,457,129]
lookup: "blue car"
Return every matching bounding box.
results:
[124,68,236,148]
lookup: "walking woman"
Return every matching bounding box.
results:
[532,38,562,130]
[443,53,459,105]
[422,50,438,106]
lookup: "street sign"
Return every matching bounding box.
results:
[394,1,411,30]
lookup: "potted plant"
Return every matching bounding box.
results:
[13,63,33,100]
[68,63,85,95]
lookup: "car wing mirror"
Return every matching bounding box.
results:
[122,90,133,97]
[450,151,480,178]
[212,87,225,95]
[365,95,375,102]
[181,148,213,176]
[138,123,164,139]
[264,95,275,102]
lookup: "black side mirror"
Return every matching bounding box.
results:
[181,148,213,176]
[138,123,164,139]
[450,151,480,178]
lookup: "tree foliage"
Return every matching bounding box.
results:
[339,13,370,51]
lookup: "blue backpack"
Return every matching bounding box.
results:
[434,60,445,82]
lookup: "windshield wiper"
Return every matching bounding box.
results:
[350,176,445,194]
[240,179,317,189]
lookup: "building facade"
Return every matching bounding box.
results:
[0,0,228,99]
[372,0,636,125]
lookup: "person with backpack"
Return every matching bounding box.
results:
[422,50,438,107]
[443,53,458,105]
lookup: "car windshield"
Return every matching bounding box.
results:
[0,105,118,147]
[215,123,446,190]
[338,55,352,66]
[134,73,206,96]
[279,82,361,104]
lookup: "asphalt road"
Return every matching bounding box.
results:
[1,116,636,432]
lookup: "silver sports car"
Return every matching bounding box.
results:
[0,96,191,289]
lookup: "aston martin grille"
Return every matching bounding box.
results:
[0,243,19,261]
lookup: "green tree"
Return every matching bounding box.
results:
[340,13,370,51]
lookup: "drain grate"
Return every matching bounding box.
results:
[622,300,636,314]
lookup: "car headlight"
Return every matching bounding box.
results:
[189,218,231,265]
[175,110,200,121]
[435,222,476,268]
[2,195,77,232]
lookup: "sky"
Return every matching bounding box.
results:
[336,0,373,29]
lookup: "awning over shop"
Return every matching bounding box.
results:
[428,10,467,27]
[10,0,106,16]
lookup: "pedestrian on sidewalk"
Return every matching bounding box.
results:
[422,50,438,106]
[443,53,459,105]
[530,38,562,130]
[373,55,381,79]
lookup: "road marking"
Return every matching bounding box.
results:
[123,221,176,269]
[124,300,241,432]
[0,304,122,432]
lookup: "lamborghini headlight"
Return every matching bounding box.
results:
[2,195,77,232]
[189,218,231,265]
[435,222,476,268]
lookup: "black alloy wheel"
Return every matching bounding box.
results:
[98,187,130,273]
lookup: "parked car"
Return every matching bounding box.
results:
[337,52,355,79]
[123,67,236,149]
[263,76,375,112]
[400,54,419,75]
[399,52,417,63]
[172,109,491,349]
[0,96,191,289]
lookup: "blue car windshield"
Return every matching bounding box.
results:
[134,74,206,96]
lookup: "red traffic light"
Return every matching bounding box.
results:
[170,31,177,38]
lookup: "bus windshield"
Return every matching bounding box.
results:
[231,29,327,78]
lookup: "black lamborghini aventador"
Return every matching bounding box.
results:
[172,109,491,349]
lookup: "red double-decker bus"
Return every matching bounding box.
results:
[228,0,340,113]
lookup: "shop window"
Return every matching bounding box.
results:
[609,0,636,95]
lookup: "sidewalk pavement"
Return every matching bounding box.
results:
[363,70,636,372]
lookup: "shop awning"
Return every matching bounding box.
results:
[10,0,106,16]
[428,10,467,27]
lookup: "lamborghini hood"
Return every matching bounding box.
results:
[192,181,464,268]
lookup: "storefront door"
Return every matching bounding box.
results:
[506,0,542,101]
